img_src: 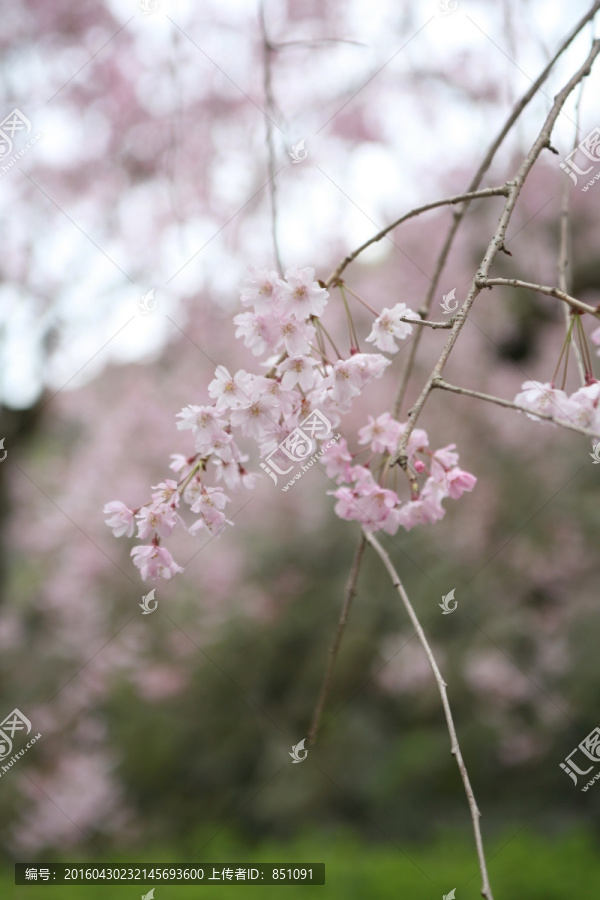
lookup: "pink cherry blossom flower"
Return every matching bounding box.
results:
[321,437,353,481]
[208,367,253,410]
[563,382,600,432]
[358,412,403,454]
[277,315,316,356]
[394,481,446,530]
[150,479,179,508]
[279,266,329,319]
[404,427,430,460]
[278,355,318,391]
[212,457,257,491]
[365,303,416,352]
[233,310,281,356]
[432,443,459,469]
[103,501,135,538]
[189,487,230,535]
[324,353,390,406]
[136,505,179,539]
[175,405,231,455]
[251,375,301,419]
[131,545,183,580]
[229,392,280,439]
[446,468,477,499]
[354,483,399,530]
[239,265,283,312]
[169,454,191,474]
[330,485,371,525]
[514,381,571,422]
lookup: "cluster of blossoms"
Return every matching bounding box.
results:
[104,266,476,579]
[323,412,476,534]
[514,380,600,435]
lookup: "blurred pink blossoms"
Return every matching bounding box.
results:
[104,266,476,580]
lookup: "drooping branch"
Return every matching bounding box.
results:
[393,0,600,416]
[259,4,284,274]
[323,186,510,288]
[363,530,495,900]
[433,378,600,440]
[477,277,600,319]
[390,40,600,470]
[307,534,366,749]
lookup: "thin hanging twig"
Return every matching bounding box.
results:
[363,529,495,900]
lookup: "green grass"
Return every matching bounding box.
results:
[4,828,600,899]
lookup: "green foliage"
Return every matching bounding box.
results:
[3,829,600,899]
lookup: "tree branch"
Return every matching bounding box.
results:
[323,187,509,288]
[260,4,284,274]
[390,40,600,469]
[307,533,366,749]
[392,0,600,416]
[433,378,600,439]
[478,277,600,319]
[363,530,495,900]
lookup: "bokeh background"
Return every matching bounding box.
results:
[2,0,600,896]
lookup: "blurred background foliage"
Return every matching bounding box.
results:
[1,0,600,896]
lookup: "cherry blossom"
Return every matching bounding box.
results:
[130,545,183,580]
[103,501,136,538]
[135,505,179,540]
[277,315,316,356]
[107,265,476,575]
[278,266,329,319]
[208,367,253,410]
[233,311,281,356]
[365,303,416,352]
[278,355,318,391]
[239,265,283,311]
[321,437,353,481]
[513,381,572,421]
[323,353,390,406]
[358,412,402,454]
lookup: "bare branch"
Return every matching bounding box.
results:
[260,4,284,274]
[433,378,600,440]
[391,40,600,469]
[478,277,600,319]
[307,534,366,749]
[400,316,454,330]
[393,0,600,415]
[323,187,509,288]
[363,530,495,900]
